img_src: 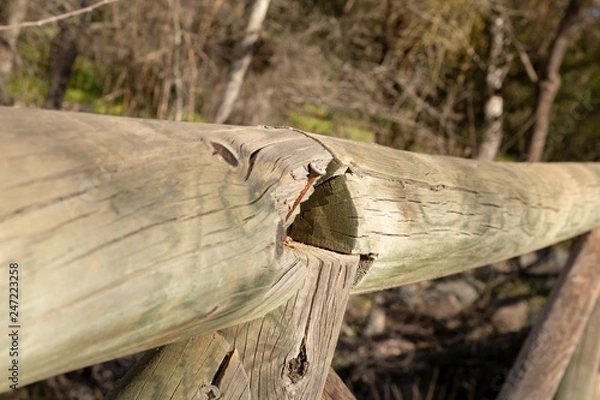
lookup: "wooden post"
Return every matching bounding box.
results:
[108,244,358,399]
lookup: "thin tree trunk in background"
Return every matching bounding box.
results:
[478,14,511,161]
[526,0,583,162]
[43,0,91,110]
[214,0,270,124]
[0,0,28,106]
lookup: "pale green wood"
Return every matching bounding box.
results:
[0,107,332,389]
[291,134,600,293]
[219,243,358,399]
[2,107,600,393]
[110,244,359,400]
[107,332,250,400]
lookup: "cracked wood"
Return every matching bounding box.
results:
[1,107,600,394]
[290,134,600,292]
[0,107,332,388]
[108,243,359,399]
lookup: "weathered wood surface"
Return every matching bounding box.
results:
[0,107,332,387]
[1,107,600,391]
[109,243,358,399]
[556,293,600,400]
[322,367,356,400]
[106,332,251,400]
[498,227,600,400]
[292,134,600,292]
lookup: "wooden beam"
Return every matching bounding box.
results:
[291,134,600,292]
[1,107,600,390]
[0,107,332,387]
[498,227,600,399]
[322,367,356,400]
[108,244,358,399]
[556,293,600,400]
[106,332,251,399]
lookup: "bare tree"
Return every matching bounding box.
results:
[0,0,28,105]
[527,0,584,162]
[214,0,271,124]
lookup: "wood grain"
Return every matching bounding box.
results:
[108,244,359,399]
[0,108,332,387]
[2,107,600,392]
[322,367,356,400]
[556,294,600,400]
[291,134,600,292]
[498,227,600,400]
[106,332,250,400]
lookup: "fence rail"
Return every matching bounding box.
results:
[1,107,599,398]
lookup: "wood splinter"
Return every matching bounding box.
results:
[285,162,326,222]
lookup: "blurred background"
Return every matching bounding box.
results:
[1,0,599,399]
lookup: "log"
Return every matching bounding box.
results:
[106,332,251,399]
[0,107,332,387]
[291,134,600,292]
[498,228,600,400]
[1,107,600,391]
[322,367,356,400]
[108,243,358,399]
[556,293,600,400]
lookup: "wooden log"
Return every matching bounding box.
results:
[106,332,251,399]
[322,367,356,400]
[556,293,600,400]
[0,107,332,388]
[498,227,600,400]
[291,134,600,292]
[108,243,358,399]
[2,107,600,390]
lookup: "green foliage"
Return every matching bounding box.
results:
[67,58,106,102]
[9,33,51,105]
[8,74,46,106]
[5,0,598,161]
[290,104,375,142]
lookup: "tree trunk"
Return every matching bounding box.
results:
[0,0,28,105]
[477,14,512,161]
[43,0,91,110]
[526,0,584,162]
[214,0,270,124]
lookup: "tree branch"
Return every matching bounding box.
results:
[526,0,583,162]
[0,0,119,31]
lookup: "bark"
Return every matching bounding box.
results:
[43,0,91,110]
[478,14,512,161]
[214,0,270,124]
[526,0,584,162]
[0,0,28,105]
